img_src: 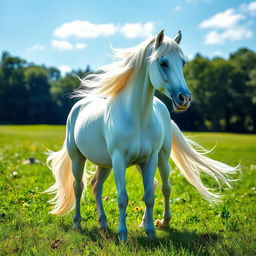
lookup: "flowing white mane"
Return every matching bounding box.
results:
[73,34,184,99]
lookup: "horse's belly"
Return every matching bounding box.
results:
[75,125,112,167]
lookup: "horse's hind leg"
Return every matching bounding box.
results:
[68,146,85,230]
[136,165,158,229]
[158,152,172,228]
[91,166,111,229]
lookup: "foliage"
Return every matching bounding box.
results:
[0,52,90,124]
[0,49,256,132]
[0,125,255,255]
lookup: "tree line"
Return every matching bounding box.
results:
[0,51,90,124]
[0,48,255,133]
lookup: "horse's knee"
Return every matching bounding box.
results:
[92,182,102,200]
[161,182,171,197]
[73,181,84,197]
[144,190,154,207]
[117,192,128,209]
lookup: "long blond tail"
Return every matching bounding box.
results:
[170,120,239,202]
[44,143,75,215]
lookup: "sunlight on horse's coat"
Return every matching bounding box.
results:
[45,30,239,241]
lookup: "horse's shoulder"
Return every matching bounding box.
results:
[153,97,170,120]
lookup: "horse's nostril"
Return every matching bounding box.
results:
[178,93,185,102]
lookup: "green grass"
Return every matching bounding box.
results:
[0,125,255,256]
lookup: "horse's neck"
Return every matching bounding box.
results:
[115,65,154,124]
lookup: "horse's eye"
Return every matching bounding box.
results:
[160,61,168,68]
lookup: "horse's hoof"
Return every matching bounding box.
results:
[147,231,156,240]
[100,225,108,231]
[118,232,128,241]
[99,219,108,230]
[72,223,82,231]
[155,219,169,229]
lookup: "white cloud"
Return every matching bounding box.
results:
[241,1,256,16]
[121,22,154,39]
[187,53,195,60]
[204,27,253,45]
[199,5,254,45]
[75,43,87,49]
[199,9,244,29]
[59,65,72,75]
[54,20,118,39]
[51,40,73,50]
[27,44,45,51]
[53,20,155,40]
[51,40,87,51]
[186,0,211,3]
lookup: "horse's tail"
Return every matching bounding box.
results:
[44,141,75,215]
[170,120,239,202]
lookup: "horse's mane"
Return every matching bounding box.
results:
[73,34,184,99]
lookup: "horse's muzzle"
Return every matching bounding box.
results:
[172,99,190,112]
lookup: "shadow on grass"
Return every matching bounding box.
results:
[60,222,220,255]
[133,228,220,255]
[60,223,119,243]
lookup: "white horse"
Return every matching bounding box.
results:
[45,30,237,241]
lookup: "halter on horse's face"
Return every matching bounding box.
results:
[148,30,191,112]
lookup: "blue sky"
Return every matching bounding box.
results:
[1,0,255,74]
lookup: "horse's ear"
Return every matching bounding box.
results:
[155,30,164,48]
[174,30,182,44]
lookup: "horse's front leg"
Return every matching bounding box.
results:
[140,152,158,239]
[137,164,158,228]
[111,150,128,241]
[91,166,111,229]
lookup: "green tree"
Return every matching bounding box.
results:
[1,49,255,131]
[1,52,28,123]
[50,72,80,123]
[47,67,61,82]
[230,48,256,132]
[208,58,246,131]
[184,54,212,130]
[25,66,52,123]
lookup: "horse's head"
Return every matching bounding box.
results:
[148,30,191,112]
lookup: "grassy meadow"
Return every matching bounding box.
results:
[0,125,255,256]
